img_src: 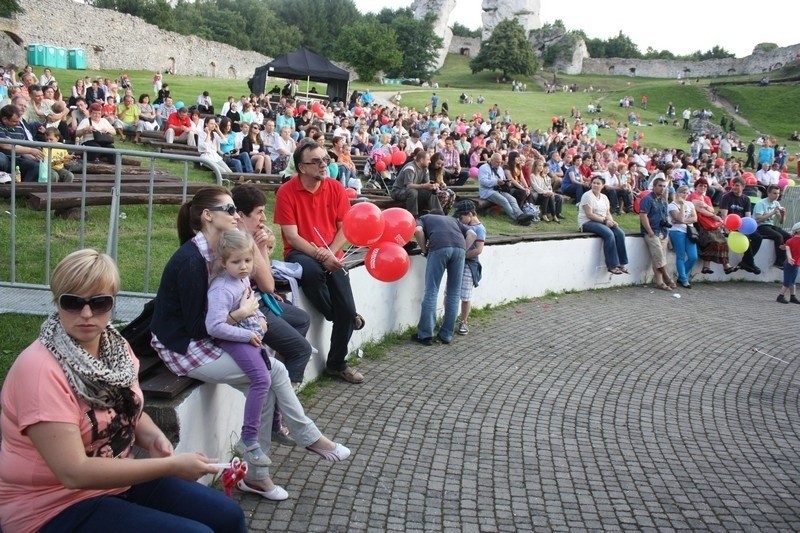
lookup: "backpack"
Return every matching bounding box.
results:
[119,299,157,359]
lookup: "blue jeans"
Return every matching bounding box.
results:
[40,476,246,533]
[783,263,798,288]
[582,221,628,269]
[224,152,254,173]
[669,230,698,284]
[418,246,465,341]
[484,190,523,220]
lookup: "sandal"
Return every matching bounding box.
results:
[618,267,630,274]
[353,313,365,330]
[724,265,739,275]
[608,267,622,275]
[701,268,714,274]
[655,282,673,291]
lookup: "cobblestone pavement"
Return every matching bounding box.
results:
[236,282,800,532]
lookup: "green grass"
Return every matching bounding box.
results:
[0,313,45,388]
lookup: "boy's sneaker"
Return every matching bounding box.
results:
[777,294,789,304]
[791,295,800,305]
[456,321,469,335]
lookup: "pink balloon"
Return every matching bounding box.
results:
[379,207,416,245]
[469,167,479,178]
[342,202,385,247]
[390,146,399,154]
[365,242,410,282]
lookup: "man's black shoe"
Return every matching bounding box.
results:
[411,333,433,346]
[516,213,534,226]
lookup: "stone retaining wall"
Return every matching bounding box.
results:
[10,0,271,78]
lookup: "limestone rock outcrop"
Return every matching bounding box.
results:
[481,0,541,41]
[411,0,457,70]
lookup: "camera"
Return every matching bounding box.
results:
[660,221,672,229]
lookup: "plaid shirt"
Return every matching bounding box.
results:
[150,233,227,376]
[439,147,460,170]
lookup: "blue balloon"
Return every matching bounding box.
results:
[739,216,757,235]
[328,162,339,179]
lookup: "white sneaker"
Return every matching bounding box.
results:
[456,321,469,335]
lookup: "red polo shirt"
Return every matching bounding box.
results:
[274,176,350,259]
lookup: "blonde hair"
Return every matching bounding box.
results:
[51,249,120,302]
[213,230,257,276]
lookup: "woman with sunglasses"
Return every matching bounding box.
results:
[151,186,350,501]
[0,249,245,532]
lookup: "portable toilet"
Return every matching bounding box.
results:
[56,48,68,69]
[67,48,87,70]
[44,45,57,68]
[28,44,46,66]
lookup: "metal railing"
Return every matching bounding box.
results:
[1,138,223,319]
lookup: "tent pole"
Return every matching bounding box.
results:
[306,76,310,98]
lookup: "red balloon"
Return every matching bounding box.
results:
[742,171,755,181]
[613,143,623,152]
[315,109,325,119]
[724,213,742,231]
[391,151,407,167]
[631,141,639,149]
[745,175,757,186]
[715,157,725,167]
[638,132,645,140]
[390,146,399,154]
[375,160,387,172]
[381,115,389,125]
[566,147,577,156]
[364,242,410,282]
[342,202,385,247]
[345,188,357,198]
[311,102,321,112]
[508,124,516,134]
[297,105,307,114]
[379,207,416,245]
[353,107,362,116]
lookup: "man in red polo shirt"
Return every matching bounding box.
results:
[274,141,364,384]
[164,104,196,145]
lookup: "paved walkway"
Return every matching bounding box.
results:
[236,282,800,532]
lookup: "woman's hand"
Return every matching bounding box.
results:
[170,453,221,481]
[236,288,259,318]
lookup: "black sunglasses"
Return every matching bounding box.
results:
[207,204,237,216]
[59,294,115,314]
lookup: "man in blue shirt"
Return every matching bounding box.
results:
[639,176,677,290]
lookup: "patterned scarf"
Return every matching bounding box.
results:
[38,313,136,409]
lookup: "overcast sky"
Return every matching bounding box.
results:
[352,0,797,58]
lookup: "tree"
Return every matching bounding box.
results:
[584,31,641,59]
[334,18,401,82]
[0,0,22,18]
[266,0,361,54]
[375,10,442,80]
[451,21,480,39]
[470,19,537,79]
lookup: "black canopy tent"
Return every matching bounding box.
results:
[249,48,350,102]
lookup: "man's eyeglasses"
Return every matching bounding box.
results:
[301,157,331,167]
[207,204,237,216]
[59,294,115,314]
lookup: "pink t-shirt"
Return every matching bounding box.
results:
[0,340,142,533]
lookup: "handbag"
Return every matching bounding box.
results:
[686,224,700,243]
[93,131,115,145]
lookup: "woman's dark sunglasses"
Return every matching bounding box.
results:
[59,294,115,314]
[207,204,237,216]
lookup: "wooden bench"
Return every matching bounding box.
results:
[27,191,188,211]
